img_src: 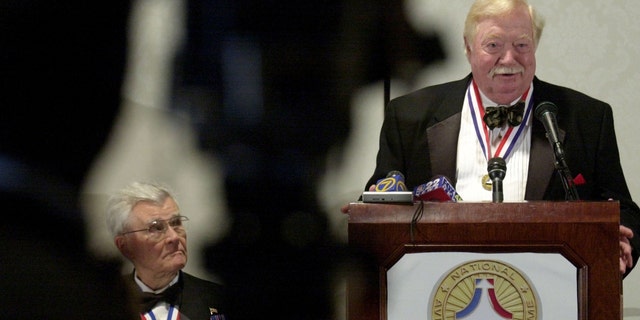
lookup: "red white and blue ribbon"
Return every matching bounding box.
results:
[467,79,532,162]
[140,305,180,320]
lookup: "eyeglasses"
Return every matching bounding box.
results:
[120,215,189,240]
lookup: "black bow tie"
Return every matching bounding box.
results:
[139,284,181,313]
[483,101,525,130]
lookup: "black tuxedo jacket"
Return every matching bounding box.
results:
[126,270,226,319]
[366,74,640,272]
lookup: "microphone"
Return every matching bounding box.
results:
[534,101,579,200]
[374,170,407,192]
[487,157,506,203]
[534,102,562,155]
[413,175,462,202]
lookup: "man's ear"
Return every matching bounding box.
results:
[115,235,132,259]
[464,37,472,58]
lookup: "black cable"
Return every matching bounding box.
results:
[410,201,424,243]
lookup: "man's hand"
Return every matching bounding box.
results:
[620,225,634,274]
[341,184,377,213]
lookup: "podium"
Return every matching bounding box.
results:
[344,201,621,320]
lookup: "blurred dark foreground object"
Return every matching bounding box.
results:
[0,1,136,318]
[170,1,445,319]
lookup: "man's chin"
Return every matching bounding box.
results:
[170,259,187,271]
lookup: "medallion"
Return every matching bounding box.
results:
[481,174,492,191]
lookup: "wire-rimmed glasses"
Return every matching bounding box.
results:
[120,215,189,240]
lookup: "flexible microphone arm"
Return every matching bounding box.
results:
[534,102,579,200]
[557,160,579,200]
[551,139,579,201]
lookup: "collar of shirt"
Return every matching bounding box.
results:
[134,271,180,294]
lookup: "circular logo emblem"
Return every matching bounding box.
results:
[374,177,407,192]
[430,259,539,320]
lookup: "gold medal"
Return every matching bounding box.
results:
[481,174,492,191]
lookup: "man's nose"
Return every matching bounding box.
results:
[500,46,518,64]
[164,226,181,241]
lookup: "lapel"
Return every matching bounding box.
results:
[426,75,471,185]
[428,113,461,184]
[179,271,226,319]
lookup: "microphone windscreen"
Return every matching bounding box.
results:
[487,157,506,180]
[534,101,558,120]
[413,175,462,202]
[374,171,407,191]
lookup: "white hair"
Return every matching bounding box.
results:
[105,181,177,238]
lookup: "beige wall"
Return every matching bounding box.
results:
[83,0,640,318]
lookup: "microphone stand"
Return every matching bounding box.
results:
[491,176,504,203]
[487,157,506,203]
[535,101,579,200]
[552,141,580,200]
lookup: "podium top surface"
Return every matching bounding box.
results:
[345,201,620,224]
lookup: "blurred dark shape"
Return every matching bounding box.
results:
[170,0,445,318]
[0,1,136,318]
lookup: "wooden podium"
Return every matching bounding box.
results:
[344,201,621,320]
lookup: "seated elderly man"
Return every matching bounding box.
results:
[106,181,226,319]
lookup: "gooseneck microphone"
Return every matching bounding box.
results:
[534,102,563,157]
[487,157,506,203]
[534,101,579,200]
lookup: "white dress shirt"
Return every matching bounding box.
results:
[455,82,533,202]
